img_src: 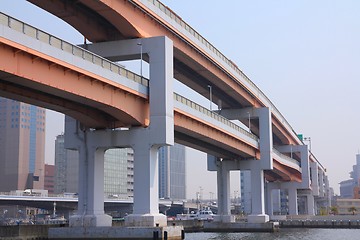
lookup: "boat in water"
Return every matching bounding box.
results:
[176,207,214,221]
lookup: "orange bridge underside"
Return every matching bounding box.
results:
[174,110,259,160]
[0,38,149,129]
[265,160,302,182]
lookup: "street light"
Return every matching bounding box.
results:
[137,42,143,77]
[304,137,312,152]
[207,85,212,111]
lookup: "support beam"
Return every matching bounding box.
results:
[214,160,235,223]
[307,194,315,215]
[288,186,298,215]
[310,162,319,196]
[66,127,112,227]
[219,107,273,169]
[247,162,269,223]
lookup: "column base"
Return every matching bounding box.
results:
[69,213,112,227]
[125,213,167,227]
[214,215,235,223]
[248,214,269,223]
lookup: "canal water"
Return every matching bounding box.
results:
[185,228,359,239]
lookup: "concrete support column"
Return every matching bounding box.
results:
[310,162,319,196]
[307,194,315,215]
[125,143,167,227]
[319,170,325,197]
[248,164,269,223]
[266,186,274,217]
[324,175,331,208]
[133,145,160,215]
[288,187,298,215]
[67,127,112,227]
[214,160,235,223]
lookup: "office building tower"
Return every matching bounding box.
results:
[240,170,252,214]
[339,154,360,199]
[44,164,55,194]
[54,134,79,194]
[158,143,186,200]
[104,148,134,198]
[0,98,45,191]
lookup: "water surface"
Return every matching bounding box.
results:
[185,228,359,240]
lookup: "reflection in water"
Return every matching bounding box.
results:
[185,229,359,240]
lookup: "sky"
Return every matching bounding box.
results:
[1,0,360,198]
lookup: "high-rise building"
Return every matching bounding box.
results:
[104,148,134,198]
[44,164,55,194]
[240,170,252,214]
[158,143,186,200]
[339,154,360,199]
[54,134,134,197]
[54,134,79,194]
[0,98,45,191]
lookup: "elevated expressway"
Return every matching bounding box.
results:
[0,13,301,181]
[0,0,329,227]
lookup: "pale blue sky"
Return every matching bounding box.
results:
[1,0,360,197]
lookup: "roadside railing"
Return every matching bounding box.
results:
[141,0,301,144]
[0,12,148,87]
[174,93,258,142]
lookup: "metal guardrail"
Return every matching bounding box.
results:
[174,93,258,141]
[143,0,301,143]
[272,148,301,167]
[0,12,149,87]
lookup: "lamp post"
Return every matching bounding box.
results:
[304,137,312,152]
[207,85,212,111]
[137,42,143,77]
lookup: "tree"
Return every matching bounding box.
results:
[330,206,338,215]
[348,206,357,215]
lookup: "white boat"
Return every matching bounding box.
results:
[195,208,214,220]
[176,207,214,221]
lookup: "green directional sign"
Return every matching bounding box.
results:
[297,134,303,141]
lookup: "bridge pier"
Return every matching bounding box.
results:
[125,143,167,227]
[288,186,298,215]
[64,36,174,228]
[247,163,269,223]
[274,144,316,216]
[65,118,112,227]
[218,107,272,223]
[214,159,235,223]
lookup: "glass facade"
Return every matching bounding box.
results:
[158,143,186,200]
[54,135,66,194]
[240,170,252,214]
[104,148,134,198]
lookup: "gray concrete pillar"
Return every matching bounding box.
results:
[266,186,274,217]
[288,187,298,215]
[307,194,315,215]
[214,160,235,222]
[66,126,112,227]
[248,163,269,223]
[319,170,325,197]
[310,162,319,196]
